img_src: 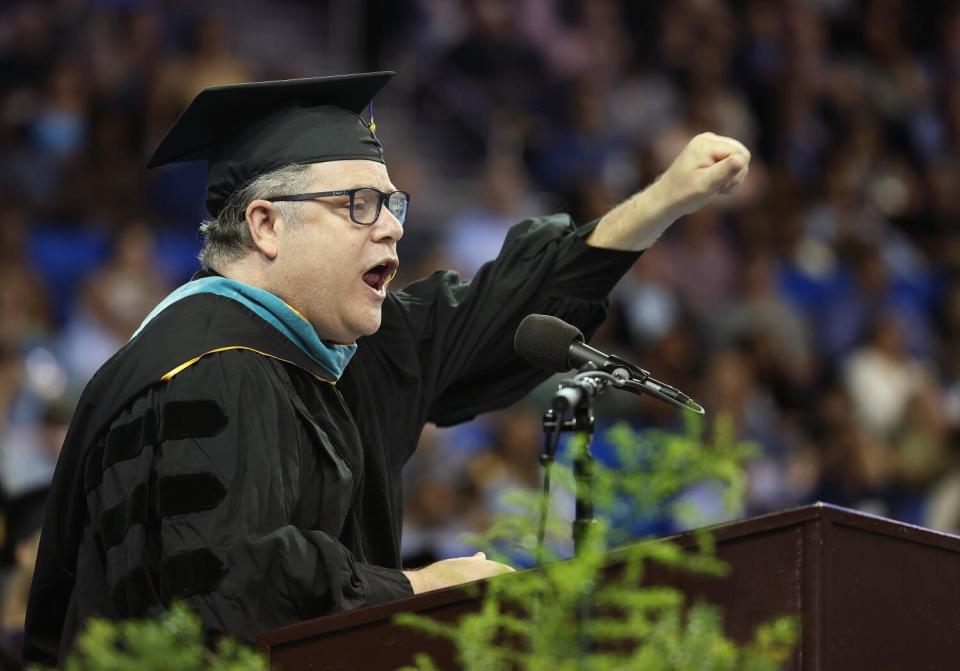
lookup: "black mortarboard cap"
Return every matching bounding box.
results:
[147,71,395,217]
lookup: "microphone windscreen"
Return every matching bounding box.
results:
[514,314,584,372]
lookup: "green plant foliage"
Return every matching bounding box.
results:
[396,417,798,671]
[31,602,267,671]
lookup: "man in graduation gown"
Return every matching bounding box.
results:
[23,71,750,665]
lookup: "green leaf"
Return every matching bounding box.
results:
[47,603,267,671]
[396,416,797,670]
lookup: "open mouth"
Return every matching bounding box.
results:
[361,260,398,292]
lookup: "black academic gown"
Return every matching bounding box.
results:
[23,215,639,666]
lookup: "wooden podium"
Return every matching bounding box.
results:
[257,503,960,670]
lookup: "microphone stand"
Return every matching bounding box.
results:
[534,366,701,561]
[528,350,703,666]
[537,371,615,668]
[538,372,612,559]
[569,396,597,558]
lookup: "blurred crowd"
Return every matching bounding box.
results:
[1,0,960,657]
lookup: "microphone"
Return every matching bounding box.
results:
[514,314,705,414]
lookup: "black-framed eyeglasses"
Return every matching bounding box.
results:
[270,187,410,226]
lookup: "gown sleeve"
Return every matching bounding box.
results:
[364,215,641,428]
[95,349,411,644]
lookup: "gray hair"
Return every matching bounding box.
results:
[198,163,315,270]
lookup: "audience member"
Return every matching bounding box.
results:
[1,1,959,579]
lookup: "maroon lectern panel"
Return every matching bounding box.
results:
[257,504,960,670]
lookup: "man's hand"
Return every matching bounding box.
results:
[588,132,751,251]
[403,552,516,594]
[655,132,750,217]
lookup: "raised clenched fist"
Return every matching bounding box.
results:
[656,132,751,217]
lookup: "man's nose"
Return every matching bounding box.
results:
[371,208,404,243]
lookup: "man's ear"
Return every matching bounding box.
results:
[246,199,279,260]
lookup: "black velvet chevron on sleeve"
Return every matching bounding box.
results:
[161,399,228,440]
[157,473,227,517]
[160,549,228,601]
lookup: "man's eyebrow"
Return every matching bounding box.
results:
[366,183,400,193]
[337,183,398,192]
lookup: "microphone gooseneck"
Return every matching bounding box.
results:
[514,314,705,415]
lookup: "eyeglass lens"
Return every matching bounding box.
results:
[351,188,380,224]
[386,191,408,224]
[351,188,408,226]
